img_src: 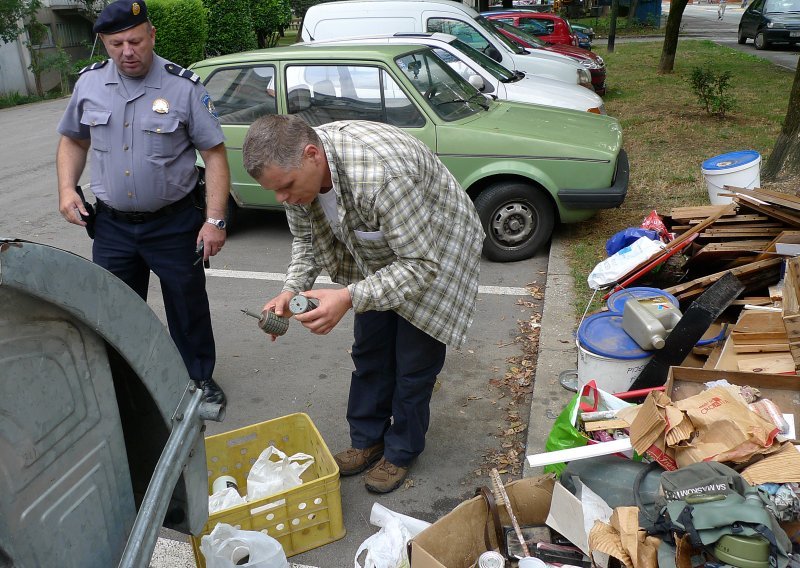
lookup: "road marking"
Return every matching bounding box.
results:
[205,268,531,296]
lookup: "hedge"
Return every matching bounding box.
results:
[148,0,208,67]
[204,0,258,56]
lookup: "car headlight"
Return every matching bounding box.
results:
[596,56,604,66]
[578,68,592,87]
[768,21,786,28]
[580,60,601,70]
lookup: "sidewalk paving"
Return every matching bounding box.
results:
[523,228,578,478]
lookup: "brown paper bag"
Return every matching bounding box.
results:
[673,386,779,467]
[588,507,660,568]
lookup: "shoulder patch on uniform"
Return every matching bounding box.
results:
[201,93,219,120]
[164,63,200,83]
[79,59,109,74]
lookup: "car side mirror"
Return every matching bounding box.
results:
[468,74,486,91]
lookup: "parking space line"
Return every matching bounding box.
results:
[205,268,531,296]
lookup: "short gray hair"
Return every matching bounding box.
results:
[242,115,321,179]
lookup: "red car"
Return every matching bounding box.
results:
[485,11,579,47]
[486,17,606,96]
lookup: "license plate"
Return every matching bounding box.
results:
[791,31,800,37]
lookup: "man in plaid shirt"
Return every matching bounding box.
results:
[243,115,484,493]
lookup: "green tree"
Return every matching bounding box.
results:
[204,0,257,56]
[251,0,291,47]
[149,0,208,67]
[0,0,39,42]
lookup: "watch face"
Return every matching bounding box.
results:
[218,219,226,229]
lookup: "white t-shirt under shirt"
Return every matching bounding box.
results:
[317,187,342,240]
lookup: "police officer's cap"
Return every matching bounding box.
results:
[93,0,149,34]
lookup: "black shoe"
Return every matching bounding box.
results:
[196,378,227,405]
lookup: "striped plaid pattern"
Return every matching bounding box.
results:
[283,121,484,347]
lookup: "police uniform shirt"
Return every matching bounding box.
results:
[57,54,224,212]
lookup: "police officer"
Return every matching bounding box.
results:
[55,0,230,405]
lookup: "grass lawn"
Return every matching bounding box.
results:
[566,39,795,315]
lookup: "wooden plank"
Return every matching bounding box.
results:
[731,297,773,306]
[668,205,732,222]
[734,195,800,227]
[701,228,784,236]
[782,257,800,371]
[688,214,770,225]
[734,343,790,353]
[730,187,800,212]
[664,257,782,296]
[754,230,800,262]
[736,352,796,374]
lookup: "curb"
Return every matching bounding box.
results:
[523,228,578,478]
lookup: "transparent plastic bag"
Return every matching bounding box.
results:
[246,445,314,502]
[200,523,288,568]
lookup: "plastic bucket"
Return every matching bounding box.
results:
[577,312,653,393]
[701,150,761,205]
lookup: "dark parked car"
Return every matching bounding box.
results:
[738,0,800,49]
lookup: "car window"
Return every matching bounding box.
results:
[284,64,425,128]
[491,19,548,47]
[765,0,800,11]
[518,17,548,35]
[204,66,277,124]
[427,17,491,51]
[476,16,526,53]
[395,50,486,122]
[450,38,515,82]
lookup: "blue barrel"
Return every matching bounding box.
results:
[606,287,679,314]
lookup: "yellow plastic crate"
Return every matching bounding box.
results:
[190,413,345,566]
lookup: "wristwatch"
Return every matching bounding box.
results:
[206,217,226,230]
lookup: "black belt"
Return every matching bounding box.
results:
[96,193,195,224]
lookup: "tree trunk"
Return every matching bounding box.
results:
[608,0,619,52]
[658,0,690,73]
[763,58,800,180]
[627,0,640,25]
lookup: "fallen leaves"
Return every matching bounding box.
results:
[474,284,543,478]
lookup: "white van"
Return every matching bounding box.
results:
[306,33,606,114]
[300,0,594,90]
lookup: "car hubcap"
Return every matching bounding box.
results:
[490,202,535,246]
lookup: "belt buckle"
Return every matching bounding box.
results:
[127,212,147,224]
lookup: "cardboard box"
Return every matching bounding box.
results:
[409,476,555,568]
[664,366,800,434]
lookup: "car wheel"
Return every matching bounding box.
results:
[474,182,555,262]
[226,195,239,233]
[755,31,769,49]
[737,26,747,44]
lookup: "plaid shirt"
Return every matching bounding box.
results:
[282,121,484,348]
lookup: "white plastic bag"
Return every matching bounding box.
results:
[200,523,288,568]
[587,236,666,290]
[353,503,431,568]
[209,486,246,514]
[246,446,314,502]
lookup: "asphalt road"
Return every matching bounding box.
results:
[0,98,547,567]
[617,2,800,70]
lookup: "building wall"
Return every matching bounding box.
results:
[0,38,33,96]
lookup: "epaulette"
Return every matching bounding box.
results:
[79,59,109,74]
[165,63,200,83]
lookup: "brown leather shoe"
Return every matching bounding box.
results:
[364,457,408,494]
[333,443,384,476]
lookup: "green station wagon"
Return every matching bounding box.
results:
[190,43,628,262]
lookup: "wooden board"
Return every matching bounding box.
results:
[667,205,733,223]
[782,257,800,371]
[736,352,796,374]
[664,256,782,296]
